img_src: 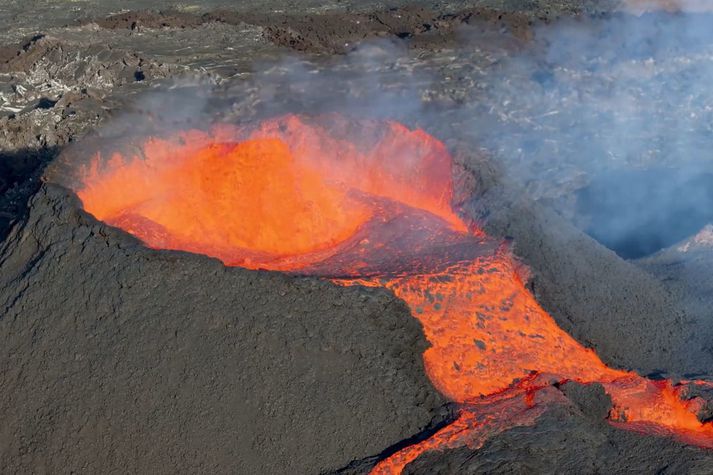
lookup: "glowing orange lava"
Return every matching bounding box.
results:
[74,114,713,473]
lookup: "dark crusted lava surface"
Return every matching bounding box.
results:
[0,184,446,473]
[404,382,713,474]
[2,1,713,474]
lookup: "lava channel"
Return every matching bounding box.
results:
[74,114,713,473]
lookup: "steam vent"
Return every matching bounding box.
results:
[4,1,713,474]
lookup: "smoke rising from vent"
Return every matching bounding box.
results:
[45,7,713,470]
[457,11,713,258]
[57,8,713,260]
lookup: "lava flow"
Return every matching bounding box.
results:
[75,114,713,473]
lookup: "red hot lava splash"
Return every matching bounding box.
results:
[75,114,713,473]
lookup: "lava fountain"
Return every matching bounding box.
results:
[73,114,713,473]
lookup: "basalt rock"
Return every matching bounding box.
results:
[0,183,446,474]
[403,381,713,474]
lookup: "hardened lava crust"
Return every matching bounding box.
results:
[2,1,713,474]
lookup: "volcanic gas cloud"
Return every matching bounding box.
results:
[76,114,713,473]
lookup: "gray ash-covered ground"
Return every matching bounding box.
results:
[2,1,713,473]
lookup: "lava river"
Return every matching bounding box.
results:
[74,114,713,473]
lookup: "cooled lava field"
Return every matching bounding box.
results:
[3,1,713,474]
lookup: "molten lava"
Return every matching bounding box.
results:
[75,114,713,473]
[77,116,462,270]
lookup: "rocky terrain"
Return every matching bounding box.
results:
[2,1,713,473]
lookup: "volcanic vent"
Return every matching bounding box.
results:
[56,114,713,472]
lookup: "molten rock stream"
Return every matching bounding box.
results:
[75,115,713,473]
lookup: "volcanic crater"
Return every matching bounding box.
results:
[6,111,709,473]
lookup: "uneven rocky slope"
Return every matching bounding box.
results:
[0,184,447,473]
[2,1,713,473]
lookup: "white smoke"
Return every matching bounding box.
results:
[624,0,713,14]
[68,7,713,258]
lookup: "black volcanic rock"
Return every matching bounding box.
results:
[403,382,713,474]
[0,184,446,474]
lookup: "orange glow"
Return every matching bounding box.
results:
[73,114,713,473]
[77,116,462,269]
